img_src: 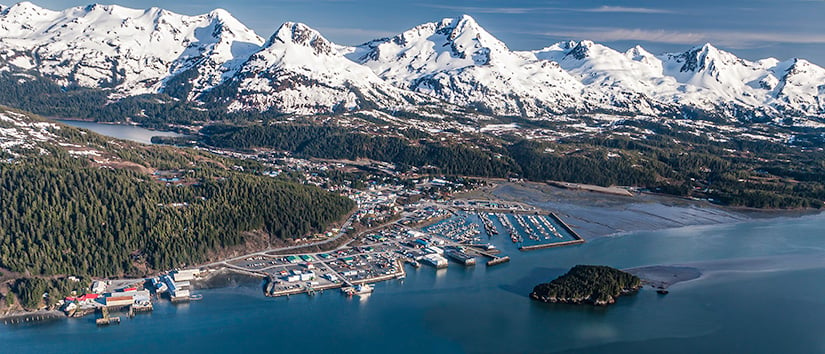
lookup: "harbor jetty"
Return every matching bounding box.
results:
[518,213,585,251]
[486,256,511,266]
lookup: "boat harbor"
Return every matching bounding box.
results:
[423,210,584,251]
[207,200,585,299]
[39,199,584,323]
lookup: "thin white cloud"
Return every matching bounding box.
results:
[419,4,673,15]
[419,4,559,14]
[582,6,673,14]
[539,28,705,44]
[533,27,825,46]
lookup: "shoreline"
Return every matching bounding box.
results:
[0,310,65,323]
[467,181,819,239]
[624,266,703,289]
[3,185,820,323]
[628,252,825,290]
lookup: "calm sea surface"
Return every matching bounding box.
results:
[57,120,183,145]
[2,213,825,353]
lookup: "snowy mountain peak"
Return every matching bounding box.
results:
[209,20,434,114]
[0,2,265,98]
[201,8,260,43]
[353,15,589,117]
[83,3,118,13]
[625,44,650,57]
[207,8,232,19]
[565,40,596,60]
[2,1,54,19]
[351,14,511,73]
[0,4,821,119]
[669,42,746,73]
[6,1,43,12]
[779,58,825,90]
[267,21,333,56]
[440,14,483,40]
[437,14,509,64]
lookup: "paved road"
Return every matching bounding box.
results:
[201,214,357,269]
[200,210,404,271]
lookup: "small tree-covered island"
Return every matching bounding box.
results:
[530,265,643,306]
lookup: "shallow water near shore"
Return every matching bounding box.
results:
[2,213,825,353]
[489,182,812,238]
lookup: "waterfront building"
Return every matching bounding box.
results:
[172,269,199,282]
[105,296,134,307]
[91,281,107,294]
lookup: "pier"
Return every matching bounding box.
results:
[486,256,511,266]
[463,245,509,267]
[200,203,584,301]
[445,249,476,266]
[264,258,406,298]
[519,239,584,251]
[95,307,120,326]
[267,282,342,298]
[2,312,64,325]
[506,213,585,251]
[516,213,586,251]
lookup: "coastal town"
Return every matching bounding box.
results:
[180,148,585,300]
[2,149,588,326]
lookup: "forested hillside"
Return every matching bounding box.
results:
[0,157,353,276]
[0,108,354,309]
[0,73,285,128]
[530,265,642,306]
[199,123,825,209]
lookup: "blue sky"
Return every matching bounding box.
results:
[23,0,825,64]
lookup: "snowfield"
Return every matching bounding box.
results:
[0,3,822,119]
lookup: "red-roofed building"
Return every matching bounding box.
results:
[105,296,134,307]
[79,294,100,301]
[66,293,100,304]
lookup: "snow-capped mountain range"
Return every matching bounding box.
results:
[0,2,823,120]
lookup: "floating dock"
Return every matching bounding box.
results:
[132,303,153,313]
[96,317,120,326]
[518,213,585,251]
[267,282,342,297]
[486,256,510,266]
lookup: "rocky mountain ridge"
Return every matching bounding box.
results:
[0,2,822,121]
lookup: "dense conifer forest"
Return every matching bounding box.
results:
[0,157,353,276]
[0,113,354,309]
[199,124,825,209]
[530,265,642,305]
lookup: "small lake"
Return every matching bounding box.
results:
[57,120,184,145]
